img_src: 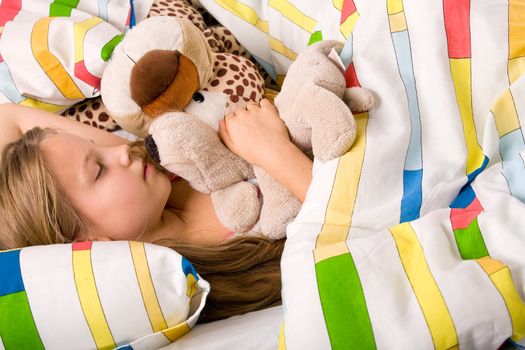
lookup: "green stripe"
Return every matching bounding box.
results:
[308,31,323,46]
[49,0,80,17]
[0,292,44,350]
[453,217,489,259]
[315,253,376,349]
[101,34,124,62]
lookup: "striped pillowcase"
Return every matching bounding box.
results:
[0,241,209,349]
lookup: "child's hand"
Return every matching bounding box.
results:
[218,99,291,169]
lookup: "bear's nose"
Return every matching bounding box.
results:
[144,135,160,164]
[130,50,180,107]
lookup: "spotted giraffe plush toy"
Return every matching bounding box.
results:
[62,0,258,132]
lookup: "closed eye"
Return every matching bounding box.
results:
[96,162,105,180]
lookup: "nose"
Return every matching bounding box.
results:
[114,144,131,167]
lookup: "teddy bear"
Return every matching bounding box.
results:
[101,16,373,238]
[101,15,267,233]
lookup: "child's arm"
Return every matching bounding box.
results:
[0,103,126,151]
[218,99,312,202]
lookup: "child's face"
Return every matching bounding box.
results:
[41,133,171,241]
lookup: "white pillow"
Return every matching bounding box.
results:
[0,241,209,349]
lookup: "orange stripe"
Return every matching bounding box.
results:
[31,17,84,99]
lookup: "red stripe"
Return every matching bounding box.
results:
[344,63,361,88]
[74,61,101,88]
[443,0,471,58]
[0,0,22,63]
[340,0,357,24]
[72,241,93,251]
[450,197,483,230]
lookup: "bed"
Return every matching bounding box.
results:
[1,0,524,349]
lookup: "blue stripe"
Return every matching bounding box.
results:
[129,0,136,28]
[450,184,475,209]
[0,250,24,296]
[340,33,354,69]
[502,156,525,203]
[467,156,489,183]
[181,257,199,281]
[0,62,24,103]
[400,169,422,222]
[97,0,109,21]
[251,54,277,81]
[500,129,525,162]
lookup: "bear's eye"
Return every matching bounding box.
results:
[192,92,205,103]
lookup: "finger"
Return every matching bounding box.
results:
[224,112,236,122]
[246,101,259,111]
[218,119,233,147]
[259,98,276,112]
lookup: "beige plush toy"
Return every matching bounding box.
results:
[146,38,372,238]
[101,15,266,233]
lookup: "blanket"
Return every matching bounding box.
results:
[198,0,525,348]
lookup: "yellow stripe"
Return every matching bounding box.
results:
[388,11,407,33]
[214,0,260,25]
[340,12,359,39]
[476,256,506,275]
[449,58,485,174]
[186,274,197,297]
[19,98,66,113]
[509,56,525,84]
[269,37,297,60]
[74,17,103,62]
[73,250,115,349]
[490,88,520,137]
[31,18,84,99]
[278,322,286,350]
[269,0,317,33]
[163,322,191,342]
[130,241,167,332]
[387,0,404,15]
[390,223,458,349]
[315,113,368,253]
[255,19,269,33]
[314,241,349,262]
[489,267,525,340]
[509,0,525,60]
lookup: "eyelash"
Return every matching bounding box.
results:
[96,162,105,180]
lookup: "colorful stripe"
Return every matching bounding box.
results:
[162,323,191,342]
[491,89,524,161]
[214,0,260,26]
[443,0,486,176]
[0,61,24,103]
[278,322,286,350]
[98,0,109,21]
[476,259,525,341]
[181,257,199,297]
[72,242,116,349]
[307,31,323,46]
[269,37,297,60]
[315,252,376,349]
[508,0,525,83]
[339,0,358,38]
[49,0,80,17]
[101,34,124,62]
[387,0,423,223]
[268,0,317,33]
[31,17,84,100]
[129,242,168,333]
[390,223,459,349]
[74,17,104,88]
[0,250,45,349]
[312,32,375,348]
[0,0,22,63]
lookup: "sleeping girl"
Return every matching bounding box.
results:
[0,100,310,322]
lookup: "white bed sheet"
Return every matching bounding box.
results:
[161,306,282,350]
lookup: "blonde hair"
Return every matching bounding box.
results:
[0,127,284,322]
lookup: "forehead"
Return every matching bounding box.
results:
[40,133,90,180]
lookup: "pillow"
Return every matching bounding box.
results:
[0,241,209,349]
[0,0,154,112]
